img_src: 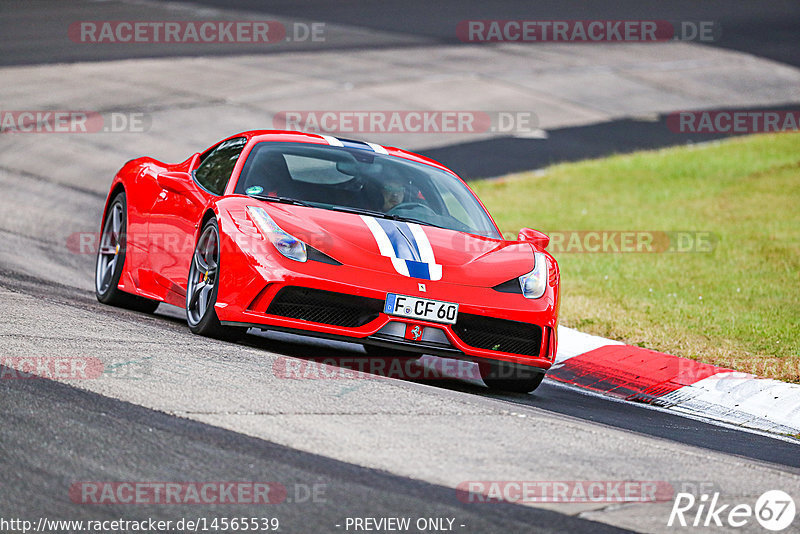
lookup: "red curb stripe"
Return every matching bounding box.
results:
[548,345,731,403]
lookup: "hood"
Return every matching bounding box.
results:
[263,204,534,287]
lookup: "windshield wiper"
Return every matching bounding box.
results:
[390,215,449,230]
[248,198,450,231]
[247,194,313,208]
[322,205,393,219]
[323,205,450,230]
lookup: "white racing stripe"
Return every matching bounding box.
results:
[360,215,394,256]
[391,257,410,277]
[361,215,446,279]
[365,142,388,154]
[361,215,410,276]
[407,223,442,281]
[320,134,344,147]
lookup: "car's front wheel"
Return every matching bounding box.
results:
[95,191,159,313]
[479,360,545,393]
[186,218,244,340]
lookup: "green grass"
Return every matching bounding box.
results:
[471,133,800,382]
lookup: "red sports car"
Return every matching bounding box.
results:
[95,131,560,392]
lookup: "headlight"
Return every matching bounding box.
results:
[519,252,548,299]
[246,206,307,262]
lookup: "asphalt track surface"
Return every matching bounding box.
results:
[4,0,799,67]
[1,367,633,534]
[175,0,800,179]
[422,103,800,180]
[0,161,797,532]
[1,1,799,533]
[3,0,800,179]
[182,0,800,68]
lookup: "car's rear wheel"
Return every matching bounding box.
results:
[186,218,244,340]
[479,360,545,393]
[95,192,159,313]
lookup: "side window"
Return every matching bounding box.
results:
[194,137,247,195]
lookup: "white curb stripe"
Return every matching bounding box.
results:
[554,326,624,365]
[551,327,800,436]
[657,373,800,434]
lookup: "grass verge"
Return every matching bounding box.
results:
[470,133,800,382]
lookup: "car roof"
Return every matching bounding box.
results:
[222,130,459,177]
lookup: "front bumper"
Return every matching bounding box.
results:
[216,250,558,371]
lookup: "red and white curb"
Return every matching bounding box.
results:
[552,326,800,436]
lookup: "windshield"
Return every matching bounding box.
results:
[234,142,501,238]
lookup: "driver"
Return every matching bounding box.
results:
[381,176,406,212]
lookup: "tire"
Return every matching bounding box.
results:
[186,218,244,340]
[95,192,159,313]
[479,360,545,393]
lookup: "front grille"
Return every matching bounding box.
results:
[267,287,381,328]
[452,314,542,357]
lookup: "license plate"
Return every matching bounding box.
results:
[384,293,459,324]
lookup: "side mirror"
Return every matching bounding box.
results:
[518,227,550,250]
[156,171,193,194]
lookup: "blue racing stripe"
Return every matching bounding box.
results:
[337,138,375,151]
[374,218,422,262]
[405,260,431,280]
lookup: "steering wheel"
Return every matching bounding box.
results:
[386,202,436,216]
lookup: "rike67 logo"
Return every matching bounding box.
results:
[668,490,796,531]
